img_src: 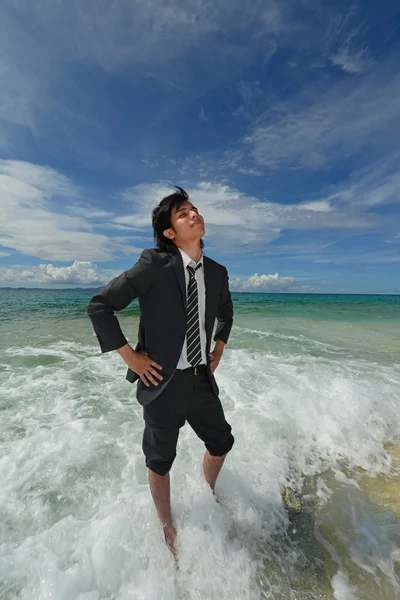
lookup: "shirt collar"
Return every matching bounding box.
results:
[178,247,203,269]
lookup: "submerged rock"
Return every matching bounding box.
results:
[360,442,400,519]
[289,590,331,599]
[283,486,302,516]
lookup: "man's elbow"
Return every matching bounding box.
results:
[87,294,110,317]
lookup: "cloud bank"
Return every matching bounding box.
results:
[0,261,114,286]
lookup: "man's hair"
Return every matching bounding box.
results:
[151,186,205,254]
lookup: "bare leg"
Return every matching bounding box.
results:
[148,470,177,558]
[203,450,227,491]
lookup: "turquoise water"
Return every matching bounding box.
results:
[1,289,400,599]
[2,289,400,318]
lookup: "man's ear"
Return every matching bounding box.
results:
[163,228,174,240]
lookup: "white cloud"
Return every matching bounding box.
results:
[298,200,332,212]
[117,181,378,254]
[0,161,389,265]
[0,0,287,149]
[0,0,390,174]
[238,168,263,176]
[0,0,287,71]
[329,14,373,75]
[66,207,115,220]
[245,70,400,170]
[330,45,372,74]
[230,272,319,292]
[260,1,287,35]
[0,251,10,257]
[0,160,76,197]
[257,235,400,266]
[386,234,400,243]
[0,261,115,285]
[318,156,400,207]
[0,160,126,261]
[314,253,400,265]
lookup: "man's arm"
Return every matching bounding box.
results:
[213,266,233,345]
[87,249,154,353]
[209,267,233,373]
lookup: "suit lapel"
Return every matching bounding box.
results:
[170,251,187,314]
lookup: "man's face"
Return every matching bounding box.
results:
[165,201,205,244]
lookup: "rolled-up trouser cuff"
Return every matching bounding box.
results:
[145,456,176,476]
[207,434,235,457]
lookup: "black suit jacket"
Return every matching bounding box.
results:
[87,248,233,406]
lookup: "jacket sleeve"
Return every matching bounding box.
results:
[213,267,234,344]
[87,249,154,353]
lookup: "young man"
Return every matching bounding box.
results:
[87,187,234,557]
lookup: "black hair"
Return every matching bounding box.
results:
[151,186,205,254]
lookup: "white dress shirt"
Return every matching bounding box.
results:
[176,247,207,368]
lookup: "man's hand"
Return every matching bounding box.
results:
[209,340,225,375]
[116,345,163,387]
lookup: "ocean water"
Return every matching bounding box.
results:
[0,289,400,600]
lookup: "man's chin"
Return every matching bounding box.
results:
[191,227,205,236]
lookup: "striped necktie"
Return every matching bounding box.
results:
[186,263,203,366]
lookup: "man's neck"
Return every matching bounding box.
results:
[177,243,202,263]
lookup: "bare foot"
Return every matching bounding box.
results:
[163,522,178,563]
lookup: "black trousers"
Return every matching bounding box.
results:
[142,367,234,476]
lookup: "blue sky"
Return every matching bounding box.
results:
[0,0,399,293]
